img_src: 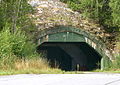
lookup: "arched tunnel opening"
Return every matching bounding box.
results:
[37,42,102,71]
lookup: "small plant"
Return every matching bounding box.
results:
[111,34,120,70]
[14,58,49,70]
[0,24,49,71]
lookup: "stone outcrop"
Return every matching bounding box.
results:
[28,0,112,50]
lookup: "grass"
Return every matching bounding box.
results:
[0,70,85,75]
[1,57,120,75]
[0,58,83,75]
[3,64,120,75]
[0,69,85,75]
[0,69,63,75]
[1,58,120,75]
[0,58,64,75]
[0,56,84,75]
[0,58,85,75]
[92,68,120,73]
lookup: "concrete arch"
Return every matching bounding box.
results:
[37,26,113,71]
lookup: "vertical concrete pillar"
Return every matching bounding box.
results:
[101,57,104,70]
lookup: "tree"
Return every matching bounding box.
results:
[0,0,34,33]
[109,0,120,31]
[60,0,119,32]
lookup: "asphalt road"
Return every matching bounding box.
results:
[0,73,120,85]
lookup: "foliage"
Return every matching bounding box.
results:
[115,35,120,57]
[0,0,37,58]
[0,24,37,58]
[110,55,120,71]
[60,0,119,32]
[0,0,40,71]
[0,0,34,33]
[109,0,120,29]
[61,0,102,19]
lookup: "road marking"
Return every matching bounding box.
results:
[105,79,120,85]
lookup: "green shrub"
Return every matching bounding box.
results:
[0,24,39,69]
[0,25,37,58]
[0,26,12,57]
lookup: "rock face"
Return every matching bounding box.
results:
[28,0,112,51]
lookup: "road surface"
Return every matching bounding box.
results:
[0,73,120,85]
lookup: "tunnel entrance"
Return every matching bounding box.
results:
[37,42,102,71]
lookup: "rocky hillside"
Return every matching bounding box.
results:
[28,0,113,51]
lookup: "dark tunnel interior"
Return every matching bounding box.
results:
[37,42,102,71]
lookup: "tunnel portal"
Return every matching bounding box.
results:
[37,42,102,71]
